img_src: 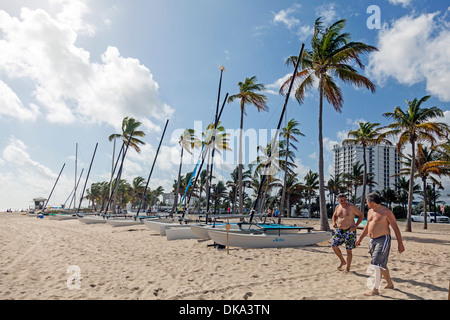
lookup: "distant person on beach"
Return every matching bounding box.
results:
[331,193,364,273]
[356,192,405,296]
[273,208,279,217]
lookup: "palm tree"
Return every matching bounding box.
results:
[284,174,304,218]
[131,176,146,208]
[393,176,421,219]
[327,173,346,211]
[379,188,397,210]
[398,144,446,229]
[304,170,319,218]
[108,117,146,213]
[202,121,230,212]
[380,95,448,232]
[343,122,388,215]
[279,119,305,217]
[228,76,268,214]
[172,129,198,213]
[227,165,252,214]
[343,161,364,203]
[280,18,377,231]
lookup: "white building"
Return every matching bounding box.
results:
[333,142,401,198]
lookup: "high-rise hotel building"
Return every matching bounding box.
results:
[332,142,401,198]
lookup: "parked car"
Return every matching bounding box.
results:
[411,212,450,223]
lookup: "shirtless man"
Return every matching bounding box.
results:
[356,192,405,296]
[331,194,364,272]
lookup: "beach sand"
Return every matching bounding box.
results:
[0,212,449,300]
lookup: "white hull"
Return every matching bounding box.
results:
[144,218,184,235]
[49,214,77,220]
[189,223,301,240]
[189,223,241,240]
[165,225,202,241]
[106,218,143,227]
[207,229,332,248]
[78,215,107,224]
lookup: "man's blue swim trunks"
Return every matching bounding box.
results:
[332,228,357,250]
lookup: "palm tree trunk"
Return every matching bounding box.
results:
[204,149,211,212]
[318,77,330,231]
[422,177,428,230]
[232,187,238,214]
[361,146,367,216]
[280,137,289,219]
[308,196,312,218]
[172,147,184,214]
[406,140,416,232]
[259,180,269,214]
[238,105,244,215]
[112,152,125,214]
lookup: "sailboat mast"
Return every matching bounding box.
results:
[206,92,229,214]
[42,163,66,213]
[184,94,228,209]
[249,43,305,223]
[104,130,135,214]
[67,168,84,209]
[77,143,98,214]
[137,119,169,216]
[74,143,77,210]
[100,143,124,212]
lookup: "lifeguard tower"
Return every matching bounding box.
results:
[32,197,47,211]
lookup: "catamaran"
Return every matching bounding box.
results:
[200,43,332,249]
[207,226,332,249]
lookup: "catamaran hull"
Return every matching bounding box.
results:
[49,214,77,220]
[207,229,333,248]
[78,215,107,224]
[106,219,143,227]
[165,225,202,241]
[144,219,184,235]
[189,224,241,240]
[189,223,302,241]
[190,224,212,240]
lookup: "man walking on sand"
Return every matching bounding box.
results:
[331,194,364,273]
[356,192,405,296]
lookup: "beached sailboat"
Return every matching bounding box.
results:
[202,44,332,248]
[78,130,135,225]
[207,227,332,249]
[162,91,230,241]
[38,163,65,218]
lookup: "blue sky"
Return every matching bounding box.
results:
[0,0,449,211]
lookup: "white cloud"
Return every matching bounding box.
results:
[388,0,412,8]
[266,73,291,95]
[0,80,40,121]
[51,0,96,36]
[367,12,450,102]
[272,4,313,41]
[0,4,173,131]
[315,3,338,25]
[0,137,75,210]
[273,5,301,30]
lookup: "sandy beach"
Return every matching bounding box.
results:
[0,212,449,301]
